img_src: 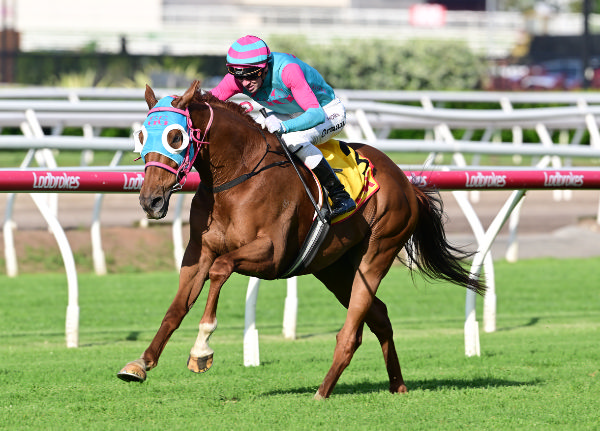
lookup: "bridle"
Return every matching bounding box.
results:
[137,95,289,195]
[139,98,214,192]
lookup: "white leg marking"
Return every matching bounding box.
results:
[190,320,218,358]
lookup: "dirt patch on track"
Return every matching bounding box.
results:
[3,224,186,274]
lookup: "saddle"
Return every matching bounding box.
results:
[318,139,379,224]
[280,139,379,278]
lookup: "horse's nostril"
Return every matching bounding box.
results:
[139,189,171,220]
[151,196,164,210]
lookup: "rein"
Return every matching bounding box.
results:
[259,109,330,224]
[207,126,289,193]
[143,99,289,194]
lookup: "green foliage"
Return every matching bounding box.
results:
[42,59,204,89]
[13,52,222,88]
[13,38,485,91]
[269,36,486,90]
[570,0,600,13]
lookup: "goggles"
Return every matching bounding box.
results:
[227,65,264,79]
[133,124,190,156]
[134,96,194,167]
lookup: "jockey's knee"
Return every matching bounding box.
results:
[295,144,323,169]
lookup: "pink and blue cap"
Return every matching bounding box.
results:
[226,35,271,68]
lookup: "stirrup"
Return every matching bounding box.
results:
[330,196,356,219]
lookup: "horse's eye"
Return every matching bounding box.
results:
[161,125,189,155]
[168,129,183,150]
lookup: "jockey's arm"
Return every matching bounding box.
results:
[209,74,242,101]
[280,63,326,133]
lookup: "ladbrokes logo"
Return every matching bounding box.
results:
[33,172,80,190]
[409,174,428,187]
[465,172,507,188]
[543,171,584,187]
[123,173,144,190]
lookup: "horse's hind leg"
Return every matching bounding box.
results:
[314,252,393,399]
[316,261,406,397]
[365,297,407,394]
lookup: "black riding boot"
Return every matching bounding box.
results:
[312,158,357,220]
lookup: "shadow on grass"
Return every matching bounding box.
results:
[497,317,540,332]
[126,331,141,341]
[264,376,542,397]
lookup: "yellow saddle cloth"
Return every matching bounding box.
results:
[316,139,380,224]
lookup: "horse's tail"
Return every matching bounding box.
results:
[404,184,486,296]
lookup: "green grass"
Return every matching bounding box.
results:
[1,259,599,430]
[0,150,139,168]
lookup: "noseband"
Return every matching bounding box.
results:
[142,99,214,191]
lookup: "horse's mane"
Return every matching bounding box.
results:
[191,90,258,128]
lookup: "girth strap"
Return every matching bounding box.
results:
[279,214,330,278]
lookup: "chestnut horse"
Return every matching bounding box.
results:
[117,80,485,399]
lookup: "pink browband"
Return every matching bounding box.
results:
[145,101,214,190]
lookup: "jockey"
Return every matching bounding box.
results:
[210,35,356,220]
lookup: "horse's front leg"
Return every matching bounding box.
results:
[187,319,218,373]
[187,238,275,374]
[118,240,210,382]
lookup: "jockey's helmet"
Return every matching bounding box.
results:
[226,35,270,79]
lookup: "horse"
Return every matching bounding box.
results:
[117,80,485,399]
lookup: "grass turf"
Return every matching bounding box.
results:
[1,259,599,430]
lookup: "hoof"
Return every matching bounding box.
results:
[187,354,213,373]
[390,384,408,394]
[314,390,326,400]
[117,358,147,382]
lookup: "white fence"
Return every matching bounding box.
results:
[1,87,599,260]
[1,87,600,353]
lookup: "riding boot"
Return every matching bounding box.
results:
[312,158,357,220]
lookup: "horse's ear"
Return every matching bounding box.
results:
[145,84,159,109]
[174,80,200,109]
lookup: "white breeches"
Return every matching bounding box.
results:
[269,98,346,169]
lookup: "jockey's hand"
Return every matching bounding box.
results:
[264,115,287,134]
